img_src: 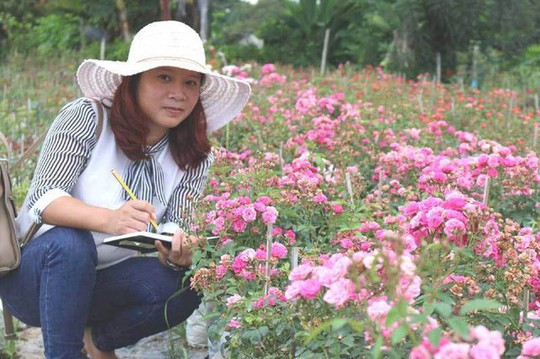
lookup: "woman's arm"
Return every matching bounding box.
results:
[42,197,156,235]
[28,99,156,234]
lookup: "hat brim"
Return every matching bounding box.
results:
[76,59,251,133]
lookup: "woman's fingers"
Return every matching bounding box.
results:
[111,200,156,234]
[155,240,170,265]
[165,229,194,268]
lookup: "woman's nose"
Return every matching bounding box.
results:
[168,85,187,101]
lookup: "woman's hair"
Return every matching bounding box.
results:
[109,74,211,170]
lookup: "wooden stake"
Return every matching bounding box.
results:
[533,125,538,147]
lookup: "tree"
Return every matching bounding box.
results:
[116,0,131,41]
[161,0,171,20]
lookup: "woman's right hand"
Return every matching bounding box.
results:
[107,200,156,235]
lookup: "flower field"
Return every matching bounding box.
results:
[190,64,540,358]
[2,58,540,358]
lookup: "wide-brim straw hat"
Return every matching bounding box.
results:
[77,21,251,133]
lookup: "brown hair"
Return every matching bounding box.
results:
[109,74,211,170]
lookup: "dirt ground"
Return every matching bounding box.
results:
[10,324,209,359]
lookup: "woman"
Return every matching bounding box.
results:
[0,21,250,358]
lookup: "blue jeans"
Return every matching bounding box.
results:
[0,227,201,358]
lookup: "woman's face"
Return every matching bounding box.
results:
[137,66,202,144]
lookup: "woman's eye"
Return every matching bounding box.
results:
[186,80,200,87]
[158,74,171,81]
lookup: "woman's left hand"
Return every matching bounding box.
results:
[156,228,199,269]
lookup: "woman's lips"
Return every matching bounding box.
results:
[164,107,184,116]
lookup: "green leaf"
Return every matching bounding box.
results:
[385,306,400,327]
[434,302,453,318]
[258,326,270,337]
[423,301,435,316]
[459,299,503,315]
[427,327,443,348]
[331,318,348,330]
[391,325,408,345]
[448,317,470,339]
[371,336,383,359]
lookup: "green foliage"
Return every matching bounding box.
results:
[33,13,82,56]
[0,12,81,56]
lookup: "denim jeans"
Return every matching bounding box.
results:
[0,227,201,358]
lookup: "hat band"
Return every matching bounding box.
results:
[132,56,208,72]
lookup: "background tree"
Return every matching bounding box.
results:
[2,0,540,81]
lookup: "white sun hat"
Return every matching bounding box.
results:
[76,21,251,133]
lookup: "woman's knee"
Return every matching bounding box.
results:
[40,227,98,269]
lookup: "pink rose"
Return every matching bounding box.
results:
[255,247,267,261]
[434,343,470,359]
[226,294,243,308]
[271,242,288,259]
[521,337,540,356]
[261,63,276,74]
[284,230,296,245]
[313,193,328,203]
[256,195,273,205]
[227,318,241,329]
[284,281,302,300]
[231,257,247,274]
[409,345,431,359]
[241,206,257,222]
[331,203,344,214]
[367,298,391,321]
[469,342,500,359]
[215,264,228,279]
[299,279,322,300]
[289,263,313,281]
[262,206,278,224]
[426,207,444,230]
[232,218,247,233]
[323,278,354,308]
[444,218,466,239]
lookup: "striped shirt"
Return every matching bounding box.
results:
[17,98,213,268]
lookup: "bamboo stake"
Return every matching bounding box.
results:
[290,247,299,270]
[417,93,424,114]
[264,223,273,295]
[279,142,284,175]
[100,37,107,60]
[436,52,441,84]
[320,28,330,75]
[482,177,490,205]
[533,125,538,148]
[345,172,354,205]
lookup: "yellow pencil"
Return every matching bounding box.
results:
[111,169,159,231]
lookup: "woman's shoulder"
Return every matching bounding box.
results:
[50,98,100,135]
[58,97,98,115]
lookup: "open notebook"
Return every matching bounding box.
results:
[103,232,219,253]
[103,232,174,253]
